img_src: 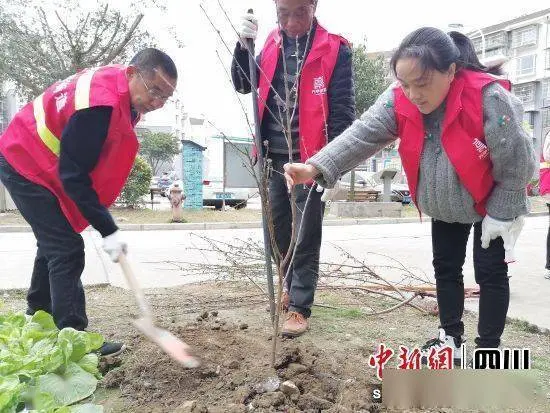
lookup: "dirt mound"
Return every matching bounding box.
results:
[100,311,379,412]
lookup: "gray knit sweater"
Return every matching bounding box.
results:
[307,81,536,223]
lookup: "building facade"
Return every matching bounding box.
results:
[466,8,550,155]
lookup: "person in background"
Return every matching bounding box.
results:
[539,130,550,279]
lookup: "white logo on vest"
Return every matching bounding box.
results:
[472,138,489,160]
[55,93,68,113]
[312,76,327,95]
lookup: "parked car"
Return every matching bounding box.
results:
[158,173,172,197]
[164,179,251,209]
[373,183,412,204]
[340,171,377,189]
[337,171,411,204]
[202,180,250,210]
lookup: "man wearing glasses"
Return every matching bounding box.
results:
[0,48,177,356]
[231,0,355,337]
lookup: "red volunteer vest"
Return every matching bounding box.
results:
[0,65,139,232]
[258,23,347,162]
[539,156,550,196]
[395,70,511,216]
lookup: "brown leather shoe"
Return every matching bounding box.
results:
[281,291,290,312]
[281,311,309,337]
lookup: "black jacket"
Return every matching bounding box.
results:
[231,27,355,143]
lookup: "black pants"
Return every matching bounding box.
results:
[0,154,87,330]
[269,156,324,318]
[432,219,508,348]
[546,204,550,270]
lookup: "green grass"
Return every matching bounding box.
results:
[508,318,547,335]
[315,306,365,320]
[0,196,544,226]
[531,354,550,371]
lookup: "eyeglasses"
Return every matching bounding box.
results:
[137,71,172,102]
[277,5,313,22]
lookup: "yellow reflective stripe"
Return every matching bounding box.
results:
[74,67,99,110]
[541,162,550,169]
[33,94,60,156]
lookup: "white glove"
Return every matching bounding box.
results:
[102,230,128,263]
[503,216,525,263]
[480,215,525,263]
[238,13,258,45]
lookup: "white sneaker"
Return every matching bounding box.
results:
[544,270,550,280]
[420,328,463,366]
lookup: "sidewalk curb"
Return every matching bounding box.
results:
[0,212,546,233]
[0,217,421,233]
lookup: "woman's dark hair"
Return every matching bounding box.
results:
[390,27,502,77]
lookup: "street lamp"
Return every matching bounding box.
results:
[448,23,486,61]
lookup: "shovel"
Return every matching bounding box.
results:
[118,253,200,368]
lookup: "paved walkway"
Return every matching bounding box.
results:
[1,216,549,330]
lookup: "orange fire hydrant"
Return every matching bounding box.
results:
[169,183,186,222]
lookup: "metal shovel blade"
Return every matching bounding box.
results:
[133,317,200,368]
[118,254,200,368]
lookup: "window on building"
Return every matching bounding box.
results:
[515,55,537,76]
[524,111,534,125]
[512,83,535,103]
[543,79,550,98]
[542,79,550,108]
[543,108,550,128]
[484,47,507,58]
[472,37,483,53]
[546,49,550,70]
[523,111,535,137]
[511,25,538,48]
[486,32,507,49]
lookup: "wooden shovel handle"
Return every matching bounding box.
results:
[118,253,153,319]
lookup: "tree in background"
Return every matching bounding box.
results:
[352,42,391,117]
[139,131,180,175]
[0,0,156,98]
[348,42,393,198]
[119,156,152,208]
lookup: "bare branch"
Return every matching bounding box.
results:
[214,0,288,107]
[214,50,255,138]
[37,8,67,72]
[54,10,76,53]
[200,2,286,129]
[82,3,110,56]
[94,14,125,65]
[73,12,91,50]
[100,13,143,65]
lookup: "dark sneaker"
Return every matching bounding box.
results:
[281,311,309,338]
[98,341,125,357]
[420,328,463,366]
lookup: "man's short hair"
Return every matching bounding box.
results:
[129,48,178,79]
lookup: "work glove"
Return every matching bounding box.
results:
[480,215,525,263]
[238,12,258,46]
[102,230,128,263]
